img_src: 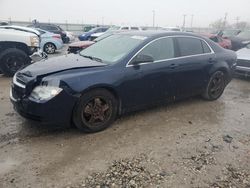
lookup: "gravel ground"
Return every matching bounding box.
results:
[0,55,249,187]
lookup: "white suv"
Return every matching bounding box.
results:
[0,25,42,76]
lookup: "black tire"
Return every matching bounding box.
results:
[43,43,56,54]
[0,48,30,77]
[202,71,226,101]
[73,89,118,133]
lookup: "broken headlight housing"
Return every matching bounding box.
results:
[29,86,62,101]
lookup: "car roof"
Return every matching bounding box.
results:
[117,30,205,39]
[116,31,224,52]
[0,25,40,36]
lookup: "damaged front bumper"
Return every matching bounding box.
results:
[30,50,48,62]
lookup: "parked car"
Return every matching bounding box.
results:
[78,27,109,41]
[68,41,95,54]
[202,34,232,49]
[0,25,42,76]
[10,31,236,133]
[235,44,250,77]
[65,31,75,42]
[217,29,241,38]
[83,25,96,32]
[118,26,141,31]
[90,32,105,41]
[141,26,164,30]
[28,23,69,43]
[88,26,142,41]
[228,30,250,51]
[36,29,63,54]
[68,30,123,53]
[163,27,181,31]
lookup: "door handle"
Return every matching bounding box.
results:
[208,58,216,64]
[169,63,179,69]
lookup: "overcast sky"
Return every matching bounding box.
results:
[0,0,249,27]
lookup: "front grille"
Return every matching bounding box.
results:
[237,59,250,68]
[16,72,29,85]
[16,77,26,86]
[12,85,25,100]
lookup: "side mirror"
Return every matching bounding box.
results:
[132,54,154,65]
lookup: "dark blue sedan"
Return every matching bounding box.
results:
[10,31,237,132]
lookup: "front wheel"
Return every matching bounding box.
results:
[0,48,30,77]
[73,89,118,133]
[202,71,226,101]
[44,43,56,54]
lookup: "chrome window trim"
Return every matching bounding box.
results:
[126,35,215,67]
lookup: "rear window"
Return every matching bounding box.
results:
[121,27,129,30]
[131,27,139,30]
[177,37,208,56]
[201,41,211,53]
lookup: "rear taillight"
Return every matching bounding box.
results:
[53,35,61,39]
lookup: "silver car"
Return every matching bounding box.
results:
[236,44,250,77]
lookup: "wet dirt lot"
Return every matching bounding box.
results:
[0,75,249,188]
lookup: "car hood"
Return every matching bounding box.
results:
[19,54,106,77]
[237,48,250,60]
[0,25,40,36]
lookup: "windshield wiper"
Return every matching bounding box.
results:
[82,55,103,63]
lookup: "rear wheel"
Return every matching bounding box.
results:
[73,89,118,133]
[44,43,56,54]
[0,48,30,77]
[202,71,226,100]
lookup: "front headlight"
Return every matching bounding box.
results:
[30,36,39,47]
[29,86,62,101]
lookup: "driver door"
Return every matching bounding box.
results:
[121,37,176,110]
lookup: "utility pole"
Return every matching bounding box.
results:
[65,20,68,30]
[182,14,186,31]
[236,16,240,28]
[152,10,155,27]
[102,17,104,26]
[190,14,194,29]
[223,12,228,29]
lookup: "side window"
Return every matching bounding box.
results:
[137,38,175,62]
[39,25,48,30]
[50,26,59,31]
[210,36,218,43]
[218,37,223,42]
[177,37,203,56]
[37,29,46,35]
[201,41,211,53]
[131,27,139,30]
[121,27,129,30]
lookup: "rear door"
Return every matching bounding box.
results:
[172,37,216,98]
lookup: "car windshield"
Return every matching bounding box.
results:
[80,34,146,64]
[237,31,250,39]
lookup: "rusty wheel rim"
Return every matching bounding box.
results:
[208,72,225,98]
[81,97,112,127]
